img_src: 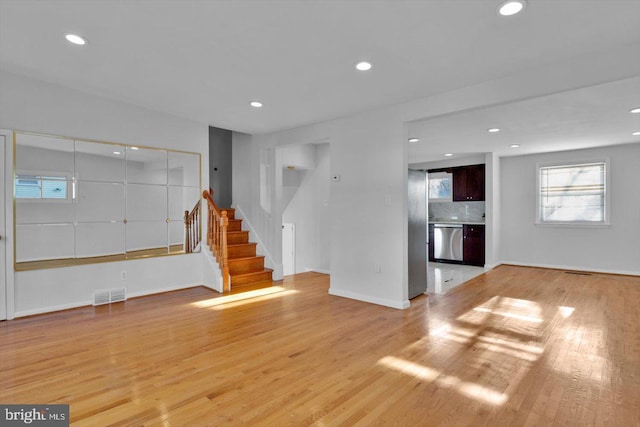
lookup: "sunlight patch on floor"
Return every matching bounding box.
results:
[378,356,508,406]
[426,323,544,362]
[558,306,575,318]
[472,306,544,323]
[458,296,544,325]
[191,286,298,310]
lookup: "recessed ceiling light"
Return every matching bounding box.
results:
[355,61,372,71]
[408,138,419,143]
[498,0,527,16]
[630,107,640,114]
[444,153,453,157]
[488,128,501,133]
[65,33,87,45]
[250,101,263,108]
[113,151,122,155]
[510,144,520,148]
[633,131,640,136]
[129,146,139,150]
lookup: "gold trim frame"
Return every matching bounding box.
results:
[13,130,202,271]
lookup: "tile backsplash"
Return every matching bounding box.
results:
[429,201,485,222]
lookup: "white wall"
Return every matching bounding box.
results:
[485,153,501,269]
[282,143,330,274]
[234,109,409,309]
[500,143,640,275]
[232,44,640,309]
[0,70,213,318]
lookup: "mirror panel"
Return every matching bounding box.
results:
[76,182,125,222]
[126,221,168,254]
[16,223,75,262]
[169,220,184,251]
[16,195,75,224]
[14,131,201,270]
[126,146,167,185]
[127,184,167,221]
[169,151,200,187]
[75,140,126,183]
[15,133,74,174]
[76,222,125,258]
[168,186,201,220]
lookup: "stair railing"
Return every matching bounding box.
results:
[202,189,230,291]
[184,199,201,253]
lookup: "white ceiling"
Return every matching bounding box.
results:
[1,0,639,138]
[408,76,640,165]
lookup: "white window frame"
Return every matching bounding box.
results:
[428,172,453,203]
[535,159,610,227]
[15,169,74,204]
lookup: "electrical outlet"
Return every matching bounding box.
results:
[120,271,127,280]
[375,264,382,273]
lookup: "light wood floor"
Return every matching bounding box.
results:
[1,266,639,426]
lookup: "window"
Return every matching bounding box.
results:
[536,160,609,225]
[15,174,70,200]
[428,172,452,202]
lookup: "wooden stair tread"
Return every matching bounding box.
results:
[230,268,273,287]
[203,195,271,289]
[228,255,265,262]
[231,268,273,278]
[227,242,258,259]
[229,280,274,292]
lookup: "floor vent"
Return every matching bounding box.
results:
[93,288,127,306]
[564,271,592,276]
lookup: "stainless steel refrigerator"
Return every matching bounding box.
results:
[408,169,428,298]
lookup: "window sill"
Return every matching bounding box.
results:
[535,221,611,229]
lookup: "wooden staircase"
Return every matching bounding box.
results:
[223,208,274,289]
[202,190,273,292]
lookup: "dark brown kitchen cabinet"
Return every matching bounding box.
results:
[453,164,485,201]
[463,224,485,266]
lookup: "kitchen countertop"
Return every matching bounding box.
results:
[428,220,485,225]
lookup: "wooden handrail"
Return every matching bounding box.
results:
[184,199,201,254]
[202,189,230,291]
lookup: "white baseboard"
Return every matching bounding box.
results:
[14,300,92,318]
[501,261,640,277]
[14,282,204,319]
[329,287,410,310]
[305,268,331,275]
[126,283,201,299]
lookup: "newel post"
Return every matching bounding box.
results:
[221,210,230,292]
[184,210,191,253]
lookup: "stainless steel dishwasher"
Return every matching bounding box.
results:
[433,223,463,261]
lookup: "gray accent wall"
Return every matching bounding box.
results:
[209,126,232,208]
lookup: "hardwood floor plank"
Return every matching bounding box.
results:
[1,267,639,425]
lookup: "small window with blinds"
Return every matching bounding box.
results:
[536,160,609,226]
[15,174,71,201]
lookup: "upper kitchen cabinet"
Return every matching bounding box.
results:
[453,164,485,201]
